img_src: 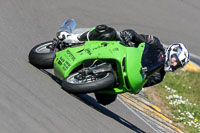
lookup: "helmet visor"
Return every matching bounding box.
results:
[164,54,182,72]
[171,54,182,71]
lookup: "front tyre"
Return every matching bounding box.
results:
[28,41,56,69]
[62,72,115,94]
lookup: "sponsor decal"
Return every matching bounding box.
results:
[66,50,75,61]
[85,48,92,55]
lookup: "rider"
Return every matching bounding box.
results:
[57,24,190,88]
[57,25,190,105]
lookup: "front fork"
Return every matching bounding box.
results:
[79,62,118,82]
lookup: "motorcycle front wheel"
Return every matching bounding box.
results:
[28,41,56,69]
[62,72,115,93]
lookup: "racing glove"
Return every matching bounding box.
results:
[120,30,133,43]
[120,30,136,46]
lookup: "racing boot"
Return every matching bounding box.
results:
[56,31,83,44]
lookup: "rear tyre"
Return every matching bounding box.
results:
[62,72,115,94]
[28,41,56,69]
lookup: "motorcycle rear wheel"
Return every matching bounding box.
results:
[62,72,115,93]
[28,41,56,69]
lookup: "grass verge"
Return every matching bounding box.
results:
[145,69,200,133]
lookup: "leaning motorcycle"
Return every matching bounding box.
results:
[28,19,164,105]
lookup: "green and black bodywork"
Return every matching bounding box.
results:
[54,41,147,94]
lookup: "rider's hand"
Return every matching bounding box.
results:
[120,30,133,43]
[56,31,69,40]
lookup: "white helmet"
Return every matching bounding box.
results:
[164,43,190,72]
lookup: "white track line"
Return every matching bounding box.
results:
[117,97,160,133]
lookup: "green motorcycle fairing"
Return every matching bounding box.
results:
[54,41,146,94]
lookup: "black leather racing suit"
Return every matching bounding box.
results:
[120,29,166,87]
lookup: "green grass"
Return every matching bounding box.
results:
[161,70,200,104]
[152,69,200,133]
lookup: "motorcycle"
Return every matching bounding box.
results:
[28,19,163,105]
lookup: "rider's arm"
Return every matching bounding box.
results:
[120,29,145,46]
[120,29,165,52]
[140,34,165,52]
[143,67,166,87]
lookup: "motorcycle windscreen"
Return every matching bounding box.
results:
[58,19,76,33]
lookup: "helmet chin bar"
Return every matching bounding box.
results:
[164,51,173,72]
[164,64,177,72]
[164,59,181,72]
[164,61,174,72]
[164,66,172,72]
[164,57,178,72]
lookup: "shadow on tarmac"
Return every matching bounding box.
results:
[40,69,146,133]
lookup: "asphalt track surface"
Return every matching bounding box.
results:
[0,0,200,133]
